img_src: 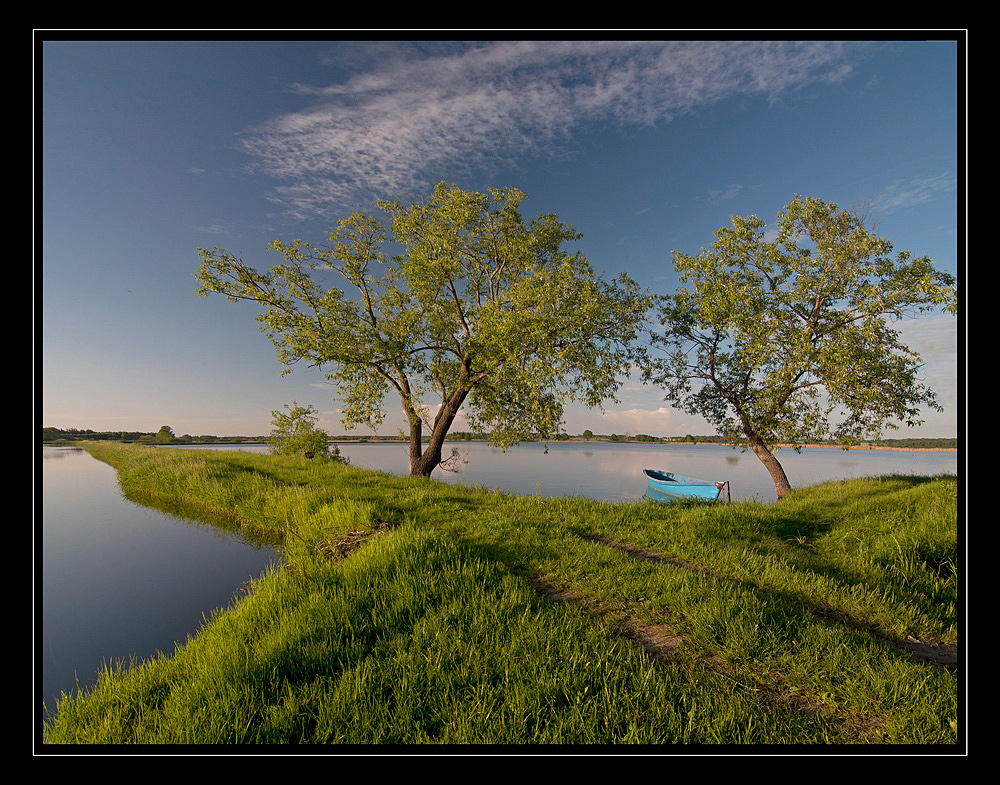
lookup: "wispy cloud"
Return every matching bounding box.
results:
[892,314,959,408]
[871,172,958,213]
[705,184,744,204]
[597,405,710,437]
[237,40,855,218]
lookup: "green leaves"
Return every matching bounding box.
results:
[196,183,652,475]
[268,402,333,459]
[644,195,957,497]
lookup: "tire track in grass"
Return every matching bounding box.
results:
[579,534,957,671]
[527,574,690,662]
[528,530,958,744]
[525,572,876,742]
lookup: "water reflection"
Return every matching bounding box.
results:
[42,445,85,458]
[327,441,957,505]
[40,445,276,720]
[168,441,957,505]
[117,488,282,550]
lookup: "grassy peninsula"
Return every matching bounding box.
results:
[41,442,959,747]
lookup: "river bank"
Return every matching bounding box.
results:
[771,443,958,452]
[41,442,959,747]
[336,438,959,453]
[166,439,958,505]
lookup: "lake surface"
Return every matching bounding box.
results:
[39,445,278,722]
[173,440,959,505]
[40,439,957,725]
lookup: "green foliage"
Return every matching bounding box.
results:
[196,183,653,476]
[268,402,335,460]
[154,425,175,444]
[41,427,272,444]
[643,195,957,497]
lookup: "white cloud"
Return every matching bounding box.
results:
[872,173,958,214]
[592,405,710,437]
[238,40,854,218]
[891,313,959,409]
[705,184,744,204]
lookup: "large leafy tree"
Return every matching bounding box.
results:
[642,195,957,499]
[196,183,651,477]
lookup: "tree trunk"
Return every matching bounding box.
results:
[407,415,433,477]
[410,441,442,478]
[747,434,794,500]
[407,390,467,478]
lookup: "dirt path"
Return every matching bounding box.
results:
[578,534,958,671]
[527,534,956,743]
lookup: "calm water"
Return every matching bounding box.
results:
[343,441,959,502]
[40,440,957,724]
[39,445,277,721]
[172,439,959,504]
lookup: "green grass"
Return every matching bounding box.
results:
[40,442,960,747]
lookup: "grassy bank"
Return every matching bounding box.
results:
[41,442,960,747]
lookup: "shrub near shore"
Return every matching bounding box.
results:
[42,442,959,746]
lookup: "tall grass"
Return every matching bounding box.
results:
[41,442,959,746]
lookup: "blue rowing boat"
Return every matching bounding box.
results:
[643,469,728,503]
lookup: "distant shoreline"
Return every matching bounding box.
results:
[333,439,958,453]
[770,443,957,453]
[45,437,958,454]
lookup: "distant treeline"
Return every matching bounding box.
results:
[42,426,957,451]
[41,427,268,444]
[857,437,959,450]
[447,432,958,449]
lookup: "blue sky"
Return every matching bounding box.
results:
[39,37,963,439]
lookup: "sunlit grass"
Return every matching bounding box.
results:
[42,442,959,746]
